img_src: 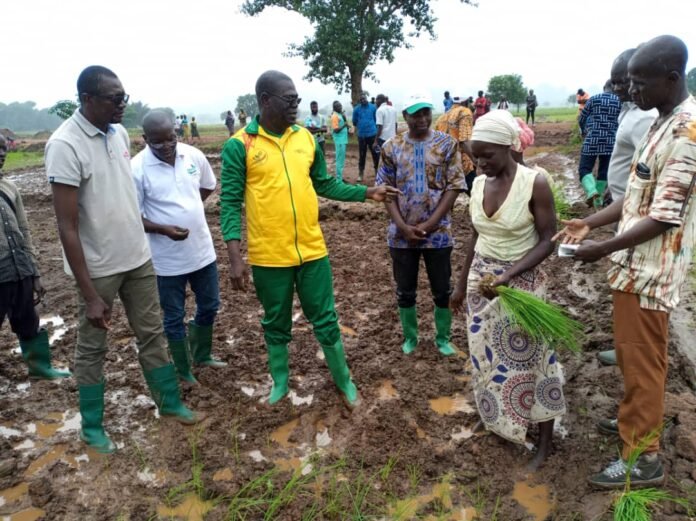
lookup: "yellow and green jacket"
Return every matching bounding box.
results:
[221,117,367,267]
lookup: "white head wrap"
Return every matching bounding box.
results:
[471,110,522,151]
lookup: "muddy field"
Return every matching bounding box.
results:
[1,122,696,520]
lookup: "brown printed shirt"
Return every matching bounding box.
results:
[608,96,696,311]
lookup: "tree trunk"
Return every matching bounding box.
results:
[350,69,363,107]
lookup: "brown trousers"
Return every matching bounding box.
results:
[613,291,669,459]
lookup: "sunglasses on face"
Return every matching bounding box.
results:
[266,92,301,107]
[93,93,130,105]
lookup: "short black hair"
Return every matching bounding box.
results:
[310,100,318,105]
[255,70,292,104]
[77,65,118,97]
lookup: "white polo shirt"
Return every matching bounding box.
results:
[131,143,217,277]
[376,104,398,141]
[45,111,151,279]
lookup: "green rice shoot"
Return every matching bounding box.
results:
[551,184,574,221]
[613,488,689,521]
[488,283,584,353]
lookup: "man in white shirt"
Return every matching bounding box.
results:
[46,67,200,454]
[131,110,226,383]
[597,48,657,367]
[304,101,328,154]
[375,93,398,153]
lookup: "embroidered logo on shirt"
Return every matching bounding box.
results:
[187,164,199,176]
[123,150,130,159]
[251,150,268,166]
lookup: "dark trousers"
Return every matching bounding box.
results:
[578,154,611,181]
[389,247,452,308]
[358,135,379,173]
[0,277,39,340]
[156,261,220,341]
[526,107,535,124]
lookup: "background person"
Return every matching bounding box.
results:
[304,101,328,154]
[352,93,378,183]
[526,89,538,125]
[331,101,350,182]
[375,93,398,151]
[0,134,71,380]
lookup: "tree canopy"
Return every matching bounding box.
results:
[235,94,259,118]
[0,101,63,132]
[241,0,475,105]
[688,67,696,96]
[486,74,527,109]
[49,100,78,120]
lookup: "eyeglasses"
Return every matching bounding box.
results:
[266,92,301,107]
[93,93,130,106]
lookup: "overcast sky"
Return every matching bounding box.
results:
[4,0,695,120]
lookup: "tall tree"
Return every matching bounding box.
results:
[121,101,151,128]
[687,67,696,96]
[235,94,259,118]
[486,74,527,111]
[241,0,475,105]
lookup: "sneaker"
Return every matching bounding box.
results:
[597,349,617,366]
[588,455,664,489]
[597,418,619,435]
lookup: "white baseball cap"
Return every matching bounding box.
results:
[403,94,434,115]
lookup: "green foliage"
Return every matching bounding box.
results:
[235,93,259,119]
[48,100,78,120]
[552,184,574,221]
[2,151,44,171]
[121,100,150,129]
[481,278,584,353]
[687,67,696,95]
[486,74,527,109]
[567,94,576,105]
[241,0,475,104]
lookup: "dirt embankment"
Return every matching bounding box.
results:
[1,122,695,520]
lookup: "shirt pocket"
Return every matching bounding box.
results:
[425,162,446,191]
[626,175,656,217]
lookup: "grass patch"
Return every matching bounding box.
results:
[3,150,44,171]
[512,106,579,123]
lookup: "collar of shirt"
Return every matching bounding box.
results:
[73,110,115,137]
[144,145,182,167]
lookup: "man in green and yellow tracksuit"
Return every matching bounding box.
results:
[220,70,399,407]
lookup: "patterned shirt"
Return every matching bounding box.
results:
[376,130,466,249]
[434,105,475,172]
[578,92,621,156]
[0,176,39,283]
[607,96,696,312]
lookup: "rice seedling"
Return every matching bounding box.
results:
[479,275,584,353]
[552,184,575,221]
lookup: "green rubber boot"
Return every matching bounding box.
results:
[595,180,608,208]
[434,306,456,356]
[398,306,419,354]
[168,338,197,383]
[322,340,360,407]
[19,328,72,380]
[580,173,598,202]
[79,380,116,454]
[188,321,227,368]
[267,344,290,405]
[143,364,201,425]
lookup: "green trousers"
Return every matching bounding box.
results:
[252,256,340,347]
[75,260,170,385]
[334,143,346,182]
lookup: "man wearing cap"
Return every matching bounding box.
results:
[376,95,467,356]
[434,96,476,190]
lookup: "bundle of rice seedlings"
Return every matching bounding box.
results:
[551,184,574,221]
[480,275,584,353]
[613,488,689,521]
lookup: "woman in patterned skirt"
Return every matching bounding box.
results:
[450,110,565,471]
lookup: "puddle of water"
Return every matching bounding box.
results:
[213,468,233,481]
[270,418,299,448]
[315,428,332,448]
[512,480,553,521]
[14,439,35,451]
[157,493,213,521]
[451,426,474,442]
[247,450,267,463]
[0,482,28,507]
[3,508,47,521]
[25,444,78,477]
[0,425,23,438]
[378,380,399,401]
[339,324,358,337]
[274,456,304,473]
[289,391,313,406]
[429,395,475,415]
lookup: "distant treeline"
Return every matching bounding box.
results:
[0,101,63,133]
